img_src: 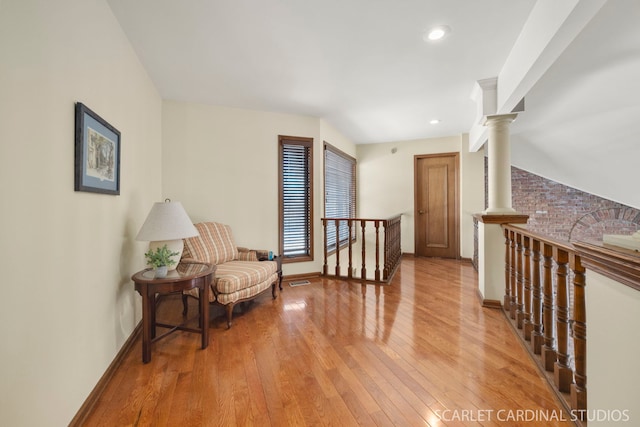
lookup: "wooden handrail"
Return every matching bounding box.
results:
[502,223,587,421]
[321,215,402,283]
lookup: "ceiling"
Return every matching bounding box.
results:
[508,0,640,207]
[107,0,640,207]
[107,0,536,144]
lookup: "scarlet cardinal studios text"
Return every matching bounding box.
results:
[434,409,631,423]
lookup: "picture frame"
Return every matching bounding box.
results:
[74,102,121,195]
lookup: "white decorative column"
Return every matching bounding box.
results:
[475,112,528,307]
[484,113,518,214]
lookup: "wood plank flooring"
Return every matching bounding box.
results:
[83,257,576,426]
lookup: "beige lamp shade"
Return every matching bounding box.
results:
[136,200,199,270]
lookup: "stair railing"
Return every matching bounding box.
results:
[502,224,586,422]
[321,215,401,283]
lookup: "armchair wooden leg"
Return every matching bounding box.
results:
[225,304,234,329]
[272,283,277,299]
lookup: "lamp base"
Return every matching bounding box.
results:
[149,239,184,271]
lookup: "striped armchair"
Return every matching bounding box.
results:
[180,222,282,328]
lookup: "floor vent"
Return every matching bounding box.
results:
[289,280,311,287]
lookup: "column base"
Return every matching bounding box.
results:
[483,207,517,214]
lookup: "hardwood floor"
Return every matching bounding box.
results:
[83,257,576,426]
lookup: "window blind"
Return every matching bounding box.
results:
[279,137,313,260]
[324,143,356,252]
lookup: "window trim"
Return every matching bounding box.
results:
[278,135,314,263]
[323,142,357,254]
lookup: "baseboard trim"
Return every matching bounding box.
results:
[482,299,503,309]
[69,321,142,426]
[282,272,321,282]
[476,289,502,309]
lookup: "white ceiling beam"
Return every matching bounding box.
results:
[469,0,608,152]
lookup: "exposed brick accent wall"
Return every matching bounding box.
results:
[510,163,640,242]
[473,159,640,270]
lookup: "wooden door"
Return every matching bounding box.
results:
[414,153,459,258]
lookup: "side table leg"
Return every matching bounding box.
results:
[201,282,209,349]
[141,290,152,363]
[150,293,157,339]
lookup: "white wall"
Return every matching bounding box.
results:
[0,1,162,425]
[460,134,486,258]
[162,101,356,277]
[586,271,640,426]
[356,135,484,259]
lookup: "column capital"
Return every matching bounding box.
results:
[483,113,518,126]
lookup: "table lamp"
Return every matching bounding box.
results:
[135,199,199,270]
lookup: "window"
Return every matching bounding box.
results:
[279,136,313,262]
[324,142,356,252]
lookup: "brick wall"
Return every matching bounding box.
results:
[484,157,640,242]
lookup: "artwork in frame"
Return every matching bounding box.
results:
[74,102,121,195]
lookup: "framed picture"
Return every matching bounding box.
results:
[74,102,121,195]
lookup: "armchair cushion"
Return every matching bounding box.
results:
[215,260,278,294]
[183,222,238,265]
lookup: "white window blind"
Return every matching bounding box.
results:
[279,136,313,261]
[324,143,356,252]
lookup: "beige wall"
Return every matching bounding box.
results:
[586,271,640,426]
[356,135,484,259]
[0,0,162,425]
[320,118,357,158]
[161,101,357,277]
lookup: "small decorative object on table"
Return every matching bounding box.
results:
[144,244,179,278]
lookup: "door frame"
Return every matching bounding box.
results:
[413,152,460,258]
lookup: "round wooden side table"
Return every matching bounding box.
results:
[132,262,215,363]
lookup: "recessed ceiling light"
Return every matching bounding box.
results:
[430,119,440,125]
[424,25,451,42]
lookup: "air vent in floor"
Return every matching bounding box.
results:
[289,280,311,287]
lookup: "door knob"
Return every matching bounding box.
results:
[418,210,425,214]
